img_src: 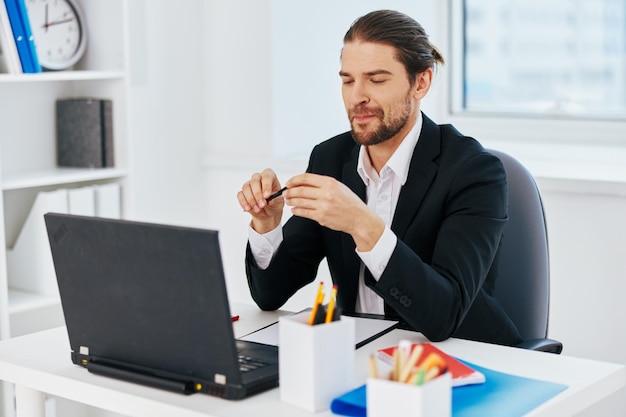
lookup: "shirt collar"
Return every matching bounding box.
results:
[357,112,423,186]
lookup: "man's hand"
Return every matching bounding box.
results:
[237,168,284,234]
[285,173,385,251]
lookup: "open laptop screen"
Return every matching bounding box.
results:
[44,213,272,397]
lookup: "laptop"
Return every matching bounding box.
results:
[44,212,279,399]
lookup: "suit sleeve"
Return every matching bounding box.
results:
[245,146,327,311]
[245,216,324,310]
[368,151,508,342]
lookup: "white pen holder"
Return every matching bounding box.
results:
[367,372,452,417]
[279,311,355,412]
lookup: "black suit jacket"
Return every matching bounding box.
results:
[246,114,522,346]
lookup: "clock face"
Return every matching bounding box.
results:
[26,0,87,70]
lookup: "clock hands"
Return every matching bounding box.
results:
[45,17,74,28]
[41,9,75,31]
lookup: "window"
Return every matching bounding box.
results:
[453,0,626,119]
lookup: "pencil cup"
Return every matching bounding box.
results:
[279,311,355,412]
[367,372,452,417]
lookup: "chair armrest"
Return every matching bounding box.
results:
[516,338,563,354]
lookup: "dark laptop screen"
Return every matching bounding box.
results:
[45,213,242,385]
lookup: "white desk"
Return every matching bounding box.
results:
[0,302,623,417]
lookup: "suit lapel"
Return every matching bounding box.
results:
[391,114,441,240]
[341,144,365,310]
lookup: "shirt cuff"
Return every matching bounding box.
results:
[248,223,283,270]
[356,226,397,281]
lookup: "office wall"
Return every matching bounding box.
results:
[545,188,626,415]
[126,0,209,228]
[202,1,273,161]
[126,1,626,415]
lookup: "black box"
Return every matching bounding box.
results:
[56,98,114,168]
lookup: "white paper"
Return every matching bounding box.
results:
[239,313,398,348]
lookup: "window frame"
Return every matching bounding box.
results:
[442,0,626,147]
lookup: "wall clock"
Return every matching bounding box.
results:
[25,0,87,70]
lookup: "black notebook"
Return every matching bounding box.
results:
[44,213,278,399]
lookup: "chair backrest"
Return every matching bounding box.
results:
[489,149,550,342]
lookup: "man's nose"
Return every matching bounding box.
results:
[347,81,370,106]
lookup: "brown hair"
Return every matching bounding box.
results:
[343,10,444,83]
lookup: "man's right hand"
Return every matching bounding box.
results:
[237,168,285,234]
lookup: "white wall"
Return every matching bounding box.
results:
[127,0,209,228]
[126,1,626,415]
[545,185,626,416]
[202,1,273,160]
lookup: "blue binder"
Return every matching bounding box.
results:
[3,0,41,73]
[330,360,568,417]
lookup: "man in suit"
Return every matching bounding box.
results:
[237,10,521,346]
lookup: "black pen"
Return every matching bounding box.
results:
[266,186,287,202]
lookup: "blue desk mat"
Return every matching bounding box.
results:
[330,360,568,417]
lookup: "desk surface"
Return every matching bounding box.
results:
[0,302,624,417]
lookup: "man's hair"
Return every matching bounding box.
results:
[343,10,444,83]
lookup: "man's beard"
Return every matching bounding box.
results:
[349,94,412,146]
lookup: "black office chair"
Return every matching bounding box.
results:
[489,149,563,354]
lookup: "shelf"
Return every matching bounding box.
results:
[0,70,125,83]
[8,288,59,315]
[2,167,128,191]
[0,1,129,413]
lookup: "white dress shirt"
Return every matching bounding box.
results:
[249,114,423,315]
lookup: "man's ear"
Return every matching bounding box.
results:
[413,68,433,100]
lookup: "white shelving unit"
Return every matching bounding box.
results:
[0,1,130,415]
[0,0,130,341]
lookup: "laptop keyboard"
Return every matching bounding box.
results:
[238,355,271,373]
